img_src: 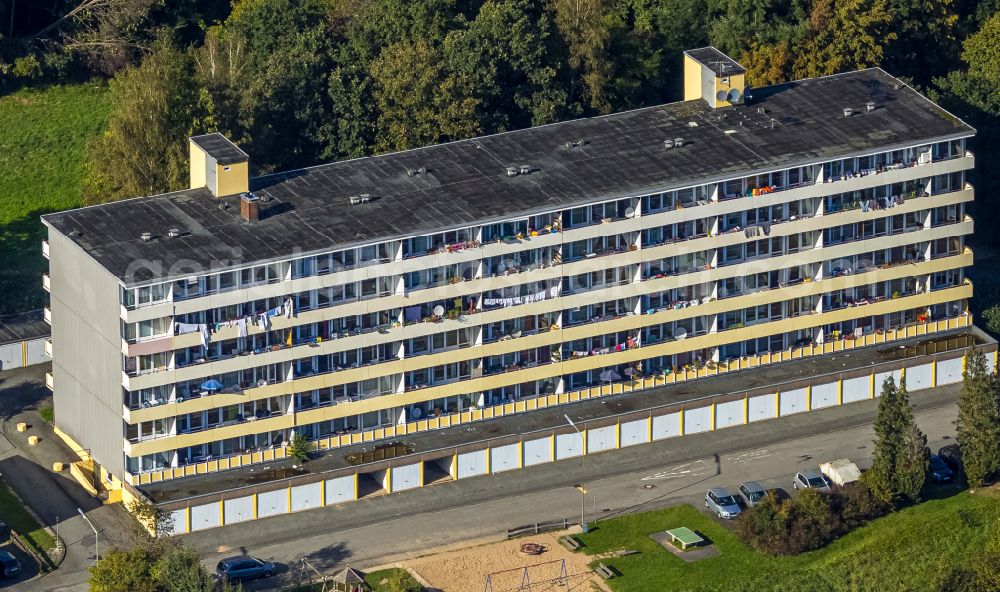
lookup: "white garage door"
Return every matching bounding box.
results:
[523,437,552,466]
[842,376,871,403]
[325,475,355,505]
[748,393,776,422]
[779,388,807,416]
[257,489,288,518]
[715,400,743,428]
[936,357,963,385]
[684,406,711,434]
[652,412,681,439]
[619,419,648,447]
[457,450,488,478]
[223,496,253,525]
[556,433,583,459]
[490,444,520,473]
[811,382,838,409]
[587,426,616,453]
[907,363,933,390]
[291,482,323,512]
[392,463,421,491]
[874,370,902,396]
[190,501,220,531]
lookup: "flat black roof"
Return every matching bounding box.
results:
[139,327,993,504]
[189,133,248,165]
[0,310,48,347]
[685,47,746,76]
[43,68,973,286]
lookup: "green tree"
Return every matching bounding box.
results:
[288,431,313,464]
[863,376,927,503]
[553,0,612,112]
[82,42,198,203]
[370,40,480,152]
[794,0,895,78]
[88,545,159,592]
[956,349,1000,487]
[443,0,571,131]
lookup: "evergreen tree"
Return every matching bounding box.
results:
[955,349,1000,488]
[288,432,313,464]
[863,376,927,503]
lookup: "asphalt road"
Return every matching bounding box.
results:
[191,383,963,591]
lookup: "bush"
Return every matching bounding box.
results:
[738,482,889,555]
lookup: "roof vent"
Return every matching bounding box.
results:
[405,166,428,177]
[68,230,81,237]
[843,107,854,117]
[724,129,737,135]
[866,101,877,112]
[673,137,685,147]
[140,232,152,242]
[518,164,531,175]
[505,166,519,177]
[663,139,674,149]
[167,227,181,238]
[348,194,373,205]
[687,121,698,127]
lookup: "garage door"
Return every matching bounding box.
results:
[907,363,933,390]
[223,495,253,525]
[620,419,648,447]
[325,475,355,505]
[190,501,220,531]
[523,437,552,466]
[491,444,520,473]
[291,482,322,512]
[652,412,681,439]
[874,370,902,396]
[842,376,871,403]
[257,489,288,518]
[392,463,422,491]
[457,450,488,478]
[587,426,616,453]
[715,400,743,428]
[684,406,711,434]
[936,357,963,385]
[779,388,807,416]
[748,393,776,422]
[811,382,838,409]
[556,433,583,459]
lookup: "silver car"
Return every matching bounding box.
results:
[793,470,831,492]
[705,487,742,519]
[737,481,767,507]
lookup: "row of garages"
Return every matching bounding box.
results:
[164,354,977,534]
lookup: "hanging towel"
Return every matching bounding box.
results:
[200,324,210,350]
[266,306,282,317]
[259,312,271,330]
[237,318,248,338]
[175,322,200,335]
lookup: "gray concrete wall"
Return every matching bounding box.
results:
[46,228,127,478]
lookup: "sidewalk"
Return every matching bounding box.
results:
[0,364,136,592]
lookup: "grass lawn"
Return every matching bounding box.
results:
[0,82,110,314]
[576,490,1000,592]
[38,404,54,424]
[0,479,56,556]
[285,567,423,592]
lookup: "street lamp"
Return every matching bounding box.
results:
[77,508,98,564]
[564,415,588,533]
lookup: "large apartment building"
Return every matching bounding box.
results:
[42,49,979,513]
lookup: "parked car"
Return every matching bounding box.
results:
[737,481,767,507]
[938,444,962,473]
[705,487,742,519]
[929,455,955,483]
[216,556,275,582]
[793,470,831,492]
[0,549,21,578]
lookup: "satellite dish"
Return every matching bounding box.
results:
[433,305,445,317]
[625,206,636,218]
[675,327,688,340]
[727,88,741,103]
[715,90,728,102]
[411,407,422,420]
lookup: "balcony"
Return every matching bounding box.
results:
[42,240,49,260]
[45,372,54,391]
[43,306,51,325]
[44,338,52,358]
[42,273,50,293]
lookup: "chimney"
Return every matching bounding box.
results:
[240,192,259,223]
[189,133,249,197]
[683,47,747,109]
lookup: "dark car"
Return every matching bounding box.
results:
[929,455,955,483]
[938,444,962,473]
[0,549,21,578]
[216,555,275,582]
